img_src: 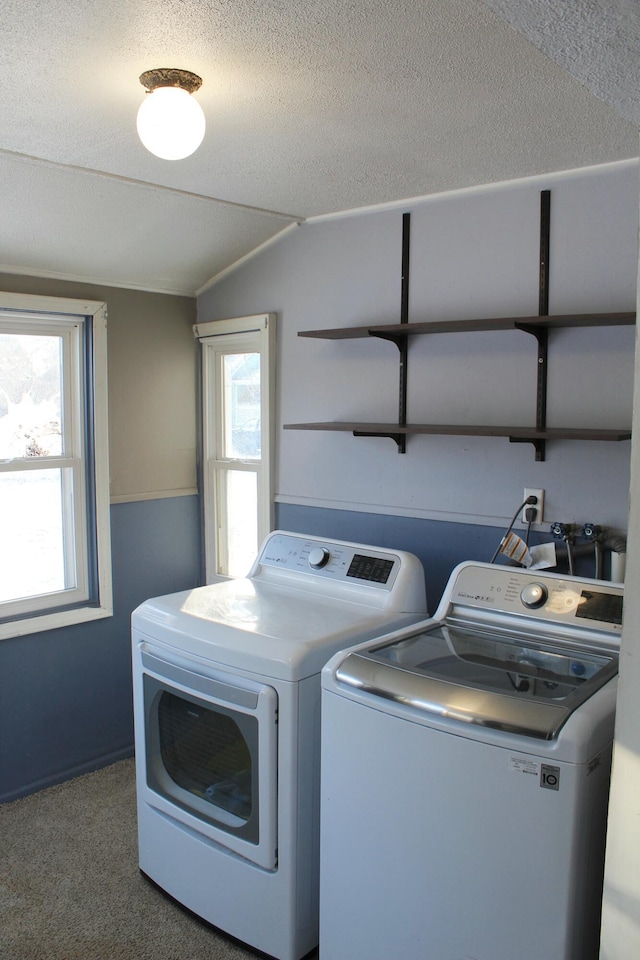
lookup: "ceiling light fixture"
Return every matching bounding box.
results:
[137,68,206,160]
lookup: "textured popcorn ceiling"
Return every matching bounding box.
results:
[482,0,640,125]
[0,0,637,295]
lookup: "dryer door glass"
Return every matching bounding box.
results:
[158,690,254,823]
[143,670,276,850]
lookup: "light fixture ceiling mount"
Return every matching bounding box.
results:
[137,67,206,161]
[139,68,203,96]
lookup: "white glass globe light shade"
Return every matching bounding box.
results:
[137,86,205,160]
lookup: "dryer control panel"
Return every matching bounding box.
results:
[249,531,428,615]
[256,532,401,587]
[447,562,623,638]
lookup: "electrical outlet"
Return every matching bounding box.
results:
[523,488,544,524]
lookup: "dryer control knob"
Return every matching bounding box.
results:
[308,547,330,569]
[520,582,548,609]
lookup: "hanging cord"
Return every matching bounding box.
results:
[524,505,537,546]
[490,495,538,564]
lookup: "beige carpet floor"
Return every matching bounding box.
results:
[1,759,312,960]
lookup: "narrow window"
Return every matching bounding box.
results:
[195,315,275,579]
[0,292,112,639]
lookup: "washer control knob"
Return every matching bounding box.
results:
[308,547,330,569]
[520,582,548,609]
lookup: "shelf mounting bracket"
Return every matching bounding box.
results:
[509,435,546,462]
[513,190,551,461]
[353,429,406,453]
[514,322,548,447]
[367,211,411,452]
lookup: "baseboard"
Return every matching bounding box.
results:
[0,745,134,804]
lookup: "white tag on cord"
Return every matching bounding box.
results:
[499,532,532,566]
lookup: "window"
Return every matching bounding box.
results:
[195,315,275,579]
[0,292,112,639]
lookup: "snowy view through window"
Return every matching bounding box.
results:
[0,333,67,603]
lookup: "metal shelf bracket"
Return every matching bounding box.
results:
[512,190,551,460]
[353,429,407,453]
[509,435,547,462]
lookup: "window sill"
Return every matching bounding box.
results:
[0,603,113,641]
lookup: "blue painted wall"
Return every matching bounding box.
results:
[0,495,201,802]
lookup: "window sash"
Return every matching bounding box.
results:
[0,462,88,618]
[0,293,112,639]
[210,461,261,578]
[196,315,274,580]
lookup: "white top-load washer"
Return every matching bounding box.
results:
[131,530,427,960]
[320,561,623,960]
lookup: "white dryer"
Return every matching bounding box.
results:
[131,530,427,960]
[320,561,623,960]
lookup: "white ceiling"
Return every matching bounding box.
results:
[0,0,638,297]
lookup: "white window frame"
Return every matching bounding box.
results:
[0,292,112,640]
[194,314,275,580]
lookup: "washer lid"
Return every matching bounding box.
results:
[335,622,618,740]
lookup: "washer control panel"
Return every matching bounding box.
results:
[449,562,623,635]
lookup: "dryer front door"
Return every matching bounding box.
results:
[139,642,278,870]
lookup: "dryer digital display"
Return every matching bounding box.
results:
[347,554,394,583]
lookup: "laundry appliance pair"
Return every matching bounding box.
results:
[133,532,622,960]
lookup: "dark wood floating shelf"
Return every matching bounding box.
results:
[284,422,632,443]
[297,311,636,340]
